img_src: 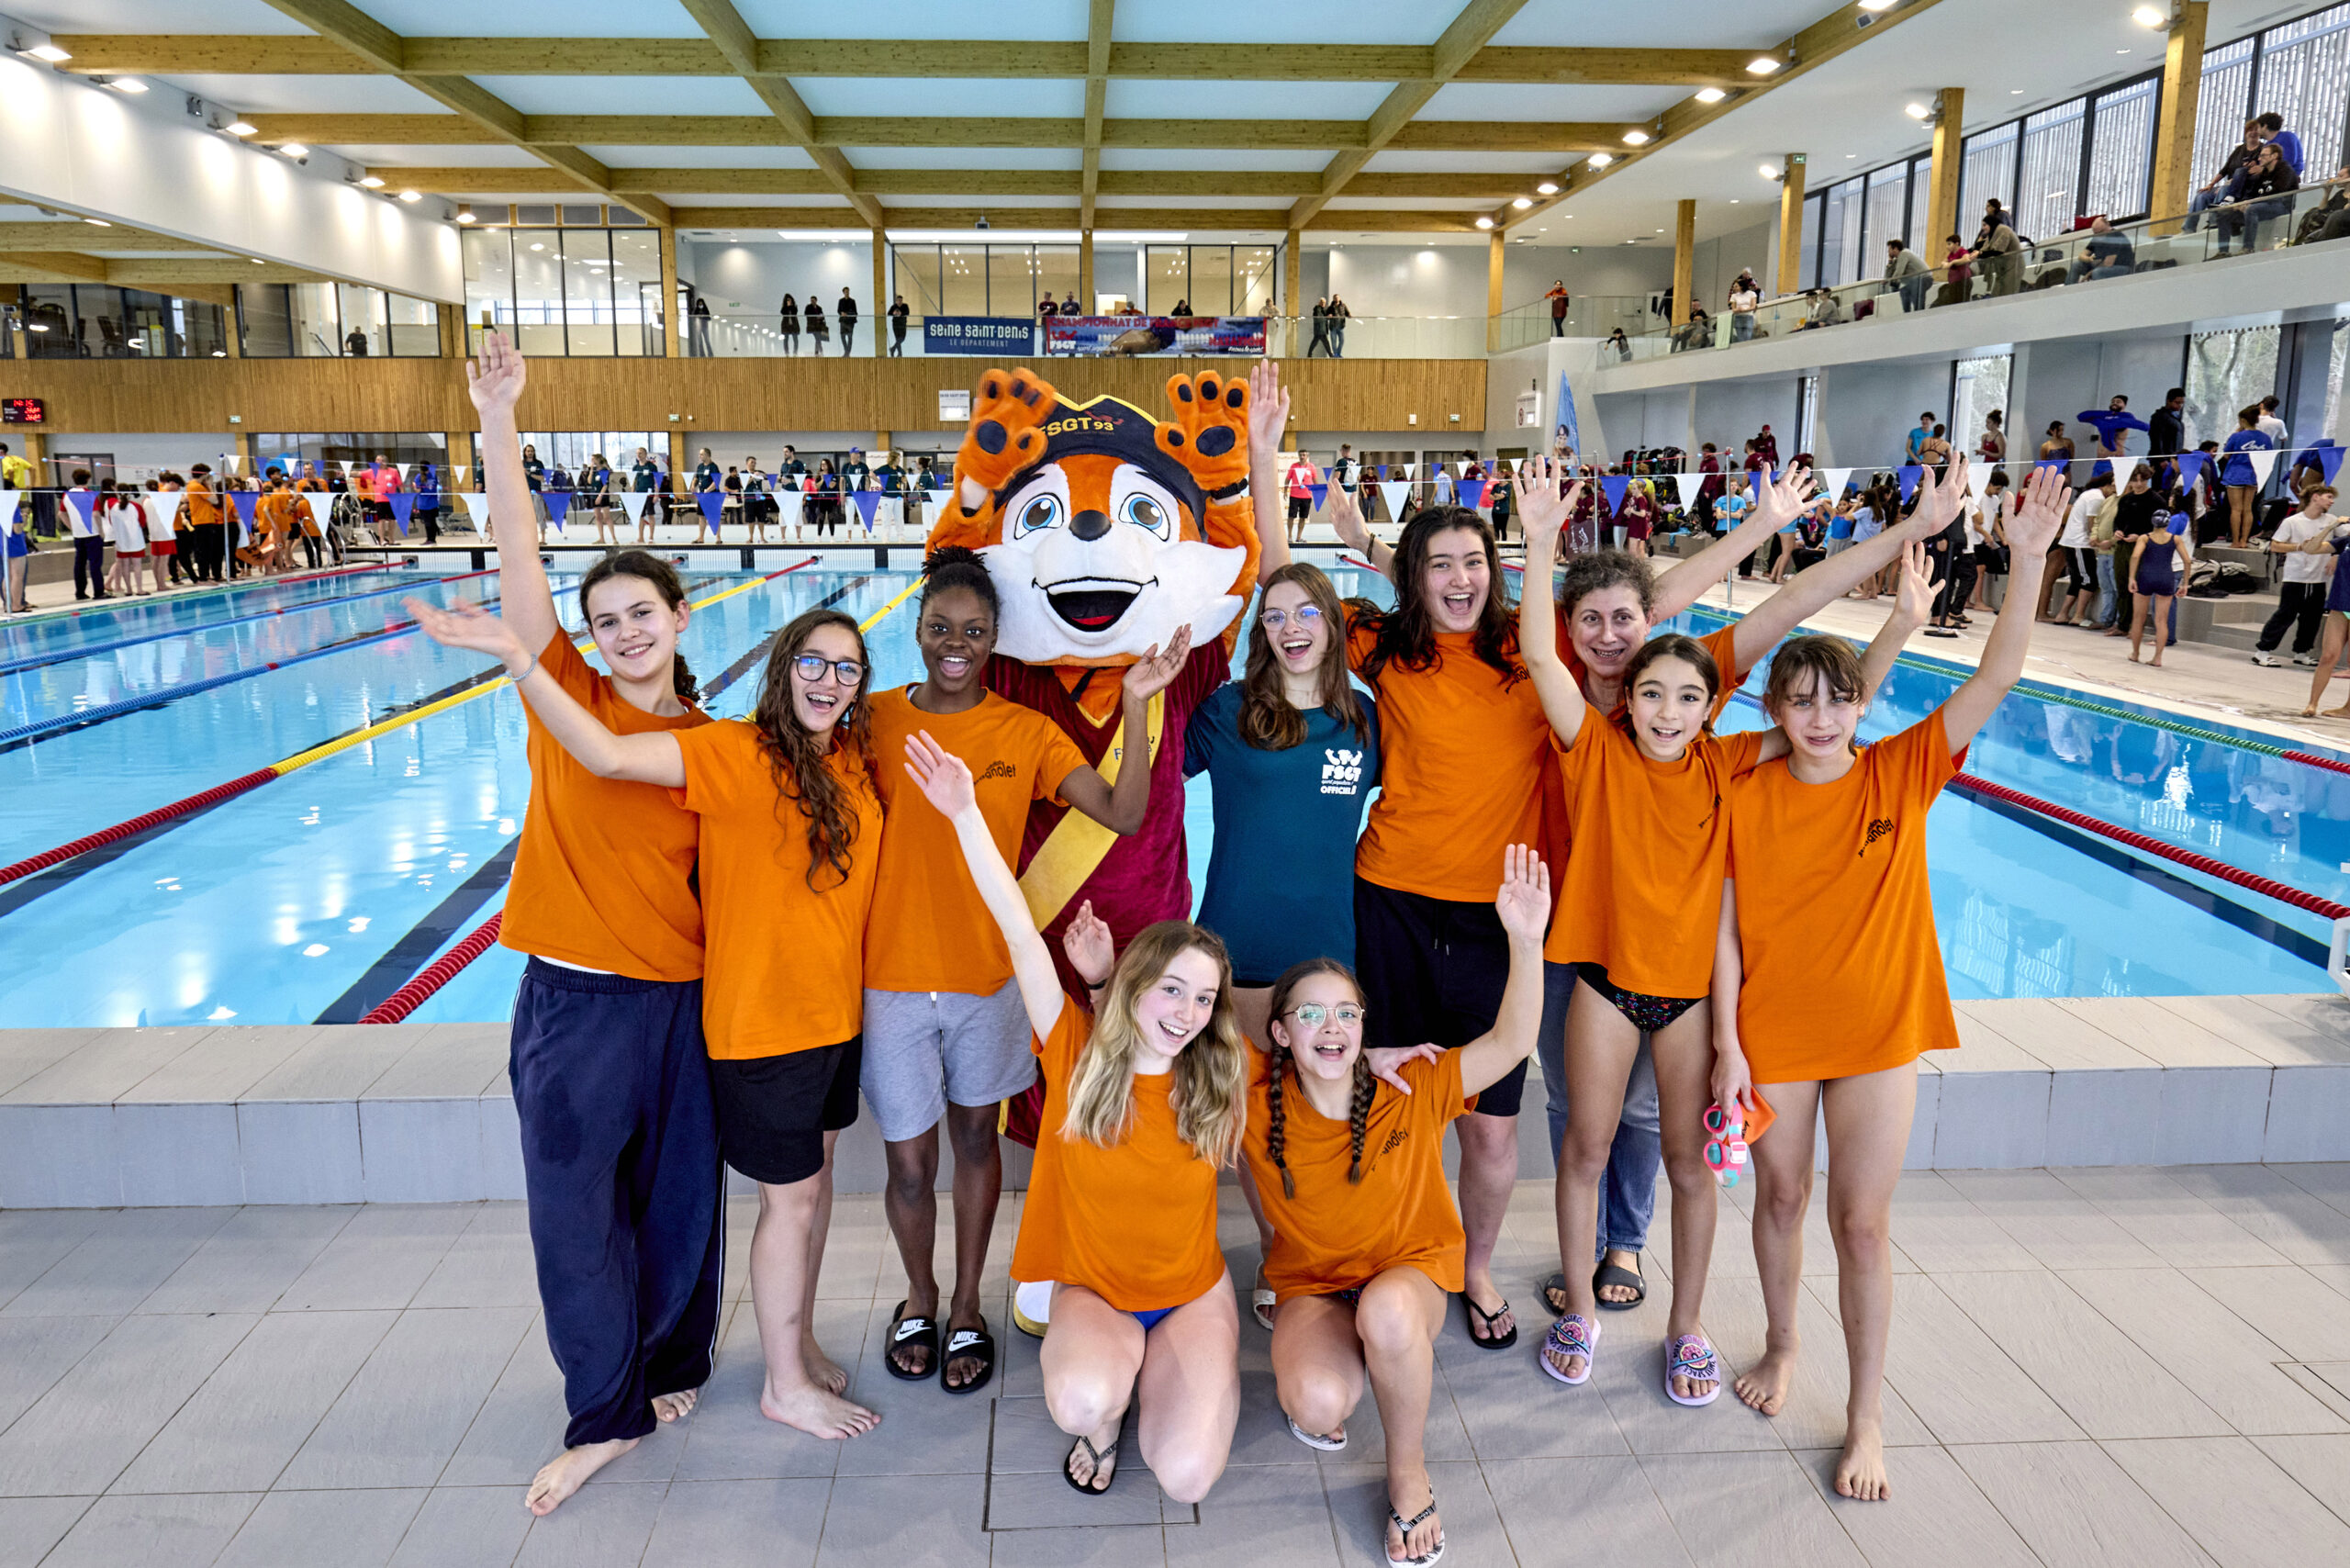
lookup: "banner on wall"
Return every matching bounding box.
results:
[1552,371,1580,458]
[923,316,1038,356]
[1043,315,1267,357]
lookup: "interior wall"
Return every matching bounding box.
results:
[1818,361,1955,470]
[1691,216,1779,314]
[1323,245,1486,319]
[1500,243,1675,312]
[1694,379,1802,463]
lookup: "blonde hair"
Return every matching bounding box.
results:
[1061,921,1248,1168]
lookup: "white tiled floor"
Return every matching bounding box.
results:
[6,1167,2350,1566]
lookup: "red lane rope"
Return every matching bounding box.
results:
[358,913,504,1024]
[1949,772,2350,922]
[0,768,280,885]
[2284,750,2350,776]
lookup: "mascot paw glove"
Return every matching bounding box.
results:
[1154,372,1250,494]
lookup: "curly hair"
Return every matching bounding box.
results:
[1061,920,1248,1168]
[1556,547,1658,625]
[1260,959,1375,1199]
[1353,505,1519,689]
[1238,562,1372,751]
[749,608,876,890]
[919,543,1000,620]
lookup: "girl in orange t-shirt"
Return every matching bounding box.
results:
[1248,846,1548,1568]
[864,545,1178,1395]
[902,731,1248,1508]
[1712,468,2068,1503]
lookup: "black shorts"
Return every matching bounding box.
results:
[709,1037,862,1185]
[1287,495,1312,521]
[1352,877,1528,1118]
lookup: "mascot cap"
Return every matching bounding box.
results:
[1002,392,1207,525]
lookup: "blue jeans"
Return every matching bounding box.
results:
[1536,961,1662,1259]
[2093,552,2117,626]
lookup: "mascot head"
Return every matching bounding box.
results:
[930,367,1261,666]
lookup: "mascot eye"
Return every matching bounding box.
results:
[1013,494,1064,538]
[1118,493,1171,540]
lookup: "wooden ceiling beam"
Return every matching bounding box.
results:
[674,0,883,227]
[1080,0,1114,230]
[0,224,227,254]
[377,166,1574,203]
[52,35,1761,85]
[669,206,1482,233]
[0,253,317,285]
[0,251,113,284]
[257,114,1396,151]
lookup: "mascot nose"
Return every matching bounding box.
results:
[1069,509,1112,542]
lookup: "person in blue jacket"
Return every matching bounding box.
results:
[2221,405,2278,547]
[2076,398,2149,483]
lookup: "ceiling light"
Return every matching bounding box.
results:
[2132,5,2167,26]
[1729,198,1740,204]
[1473,216,1494,230]
[279,142,308,158]
[1512,196,1533,209]
[359,175,386,189]
[1695,86,1728,105]
[1905,101,1931,119]
[1622,129,1651,145]
[2010,88,2023,94]
[1747,57,1781,75]
[1587,152,1612,168]
[1536,181,1559,195]
[1761,162,1781,179]
[26,43,71,63]
[108,77,147,94]
[1860,0,1900,11]
[251,257,264,264]
[529,242,544,252]
[397,189,420,202]
[28,323,47,332]
[84,218,111,227]
[455,206,476,223]
[225,120,256,137]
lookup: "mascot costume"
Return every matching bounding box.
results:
[928,365,1261,1335]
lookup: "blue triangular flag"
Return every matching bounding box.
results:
[695,491,724,529]
[543,491,573,532]
[229,488,259,541]
[2174,451,2210,492]
[2296,441,2344,485]
[1599,475,1630,513]
[850,490,883,530]
[389,492,416,535]
[1897,465,1923,504]
[1460,479,1489,509]
[1308,483,1327,510]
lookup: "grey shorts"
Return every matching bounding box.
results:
[859,979,1037,1143]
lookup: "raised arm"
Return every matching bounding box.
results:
[1247,359,1292,574]
[1514,457,1587,745]
[466,331,560,657]
[405,596,686,785]
[904,730,1067,1040]
[1052,626,1190,834]
[1860,539,1935,705]
[1651,466,1822,620]
[1941,465,2067,753]
[1729,458,1971,672]
[1455,846,1551,1095]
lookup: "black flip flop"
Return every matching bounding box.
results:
[1064,1433,1117,1495]
[1594,1258,1646,1311]
[884,1299,938,1382]
[940,1321,995,1395]
[1459,1293,1517,1350]
[1541,1272,1570,1316]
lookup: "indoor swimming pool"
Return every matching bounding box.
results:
[0,555,2336,1031]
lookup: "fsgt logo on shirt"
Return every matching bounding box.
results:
[976,760,1017,784]
[1320,748,1366,796]
[1860,816,1897,857]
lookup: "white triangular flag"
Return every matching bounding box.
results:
[1401,464,1416,480]
[1965,464,1990,500]
[458,491,493,531]
[617,489,652,525]
[224,454,241,476]
[299,493,336,535]
[453,465,469,487]
[1377,481,1411,521]
[1671,472,1706,510]
[1822,468,1854,501]
[396,464,410,483]
[2247,447,2282,487]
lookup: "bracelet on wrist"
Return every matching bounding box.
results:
[508,652,538,684]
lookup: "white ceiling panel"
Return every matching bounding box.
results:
[465,75,772,115]
[149,73,452,114]
[314,143,543,166]
[1319,196,1496,210]
[4,1,310,32]
[841,149,1083,170]
[581,145,820,168]
[1113,0,1443,46]
[672,196,863,210]
[1103,78,1391,119]
[349,0,709,37]
[1420,84,1686,123]
[1363,150,1588,174]
[735,0,1091,41]
[1098,149,1332,172]
[1095,196,1291,210]
[792,77,1089,118]
[1487,1,1825,50]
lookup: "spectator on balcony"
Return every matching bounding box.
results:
[2255,111,2304,177]
[836,288,859,355]
[804,295,828,354]
[689,296,711,355]
[1727,270,1760,341]
[1170,297,1191,316]
[1547,279,1571,337]
[1935,234,1972,305]
[1038,295,1058,319]
[2148,388,2186,457]
[1798,287,1844,329]
[1973,208,2021,296]
[778,294,800,356]
[2066,216,2135,283]
[1060,291,1080,313]
[2186,120,2266,230]
[1671,306,1712,352]
[344,326,369,357]
[1325,293,1350,356]
[1606,326,1632,359]
[2291,169,2350,244]
[1884,240,1930,313]
[1306,297,1331,357]
[2213,141,2300,255]
[889,293,911,356]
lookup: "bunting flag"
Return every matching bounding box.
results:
[543,491,572,532]
[1401,464,1416,481]
[1599,474,1630,513]
[223,454,241,476]
[2174,451,2210,492]
[1378,481,1412,521]
[62,490,94,535]
[1897,465,1924,504]
[1460,479,1489,509]
[1823,467,1855,500]
[2305,442,2345,485]
[927,485,953,502]
[1308,483,1328,510]
[1672,472,1707,510]
[2034,457,2065,476]
[301,493,338,536]
[2246,447,2282,488]
[452,465,469,487]
[396,464,410,484]
[616,489,652,525]
[389,493,416,535]
[1965,464,1991,500]
[694,492,725,531]
[229,488,260,542]
[851,490,884,531]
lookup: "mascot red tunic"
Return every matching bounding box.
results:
[928,365,1261,987]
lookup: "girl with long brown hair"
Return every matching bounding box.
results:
[902,730,1248,1507]
[412,578,888,1453]
[1248,846,1548,1568]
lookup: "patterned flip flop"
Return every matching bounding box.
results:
[1665,1332,1722,1407]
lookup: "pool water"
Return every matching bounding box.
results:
[0,558,2333,1029]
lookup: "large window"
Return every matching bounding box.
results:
[1860,163,1910,271]
[17,285,230,358]
[463,226,664,357]
[1959,120,2020,233]
[2193,38,2259,188]
[890,243,1080,317]
[2016,100,2087,240]
[1796,196,1823,291]
[235,282,439,357]
[2184,326,2280,448]
[253,431,449,475]
[1819,176,1863,286]
[2190,4,2350,194]
[2085,77,2158,220]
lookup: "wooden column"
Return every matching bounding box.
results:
[1927,89,1965,256]
[1079,230,1095,310]
[658,226,681,359]
[1485,230,1505,352]
[445,429,476,489]
[870,229,887,358]
[1282,230,1302,355]
[1776,154,1807,296]
[437,302,463,361]
[2151,2,2210,230]
[6,286,25,359]
[1671,199,1696,326]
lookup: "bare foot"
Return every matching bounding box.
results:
[761,1379,879,1440]
[1834,1420,1891,1500]
[804,1338,849,1395]
[524,1436,637,1516]
[650,1388,699,1423]
[1385,1468,1441,1564]
[2326,704,2350,719]
[1735,1345,1798,1416]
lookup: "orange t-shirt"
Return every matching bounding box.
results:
[671,721,882,1060]
[1348,612,1551,902]
[1245,1049,1477,1302]
[500,632,710,980]
[1011,1002,1227,1312]
[1560,623,1744,722]
[184,483,219,528]
[1549,720,1765,996]
[1727,711,1966,1082]
[864,687,1088,994]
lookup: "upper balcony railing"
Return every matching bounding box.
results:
[1603,177,2350,367]
[677,310,1495,360]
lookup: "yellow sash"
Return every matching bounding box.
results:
[1020,690,1164,927]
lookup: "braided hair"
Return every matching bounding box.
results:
[1262,958,1377,1200]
